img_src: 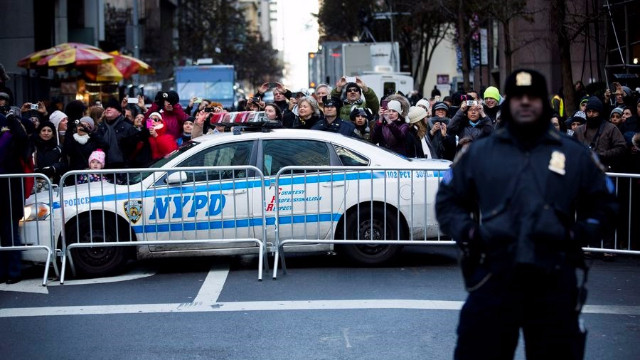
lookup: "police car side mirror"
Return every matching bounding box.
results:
[166,171,188,185]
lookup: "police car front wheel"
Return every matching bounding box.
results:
[338,206,403,265]
[65,214,131,277]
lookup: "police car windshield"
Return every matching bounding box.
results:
[127,141,199,184]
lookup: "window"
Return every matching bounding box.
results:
[179,141,253,181]
[263,139,330,176]
[334,145,369,166]
[383,82,396,97]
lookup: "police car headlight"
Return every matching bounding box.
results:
[22,203,51,221]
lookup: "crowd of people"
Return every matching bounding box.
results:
[1,71,640,193]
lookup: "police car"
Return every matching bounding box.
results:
[20,117,450,277]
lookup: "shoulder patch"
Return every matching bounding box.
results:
[442,168,453,185]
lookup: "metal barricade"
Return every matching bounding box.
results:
[58,166,267,283]
[271,166,453,278]
[584,172,640,255]
[3,173,57,286]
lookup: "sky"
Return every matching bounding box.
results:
[276,0,319,89]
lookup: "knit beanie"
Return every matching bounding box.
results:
[88,149,106,167]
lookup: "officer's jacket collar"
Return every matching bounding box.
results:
[495,124,562,146]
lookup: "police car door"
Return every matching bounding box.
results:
[147,140,257,251]
[259,138,346,245]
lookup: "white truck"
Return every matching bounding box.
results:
[309,42,414,97]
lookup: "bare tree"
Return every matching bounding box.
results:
[549,0,604,115]
[395,1,452,92]
[484,0,539,75]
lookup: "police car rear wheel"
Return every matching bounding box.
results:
[67,215,129,277]
[340,207,402,264]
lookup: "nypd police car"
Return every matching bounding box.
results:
[20,123,450,277]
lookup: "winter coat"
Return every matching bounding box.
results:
[284,114,321,129]
[371,118,410,156]
[144,103,189,140]
[448,109,494,141]
[63,131,109,172]
[0,113,30,218]
[149,124,179,160]
[311,117,358,137]
[404,126,425,158]
[573,120,627,171]
[95,115,142,168]
[32,135,66,184]
[128,127,152,168]
[331,87,380,121]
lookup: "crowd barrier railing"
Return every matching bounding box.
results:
[13,169,640,286]
[586,172,640,256]
[57,166,267,283]
[4,173,57,286]
[270,166,454,278]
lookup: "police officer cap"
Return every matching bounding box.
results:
[503,69,549,100]
[323,96,342,110]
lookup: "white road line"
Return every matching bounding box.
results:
[1,300,638,318]
[0,270,156,295]
[192,264,229,305]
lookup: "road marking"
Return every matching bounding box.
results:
[192,264,229,304]
[1,300,638,318]
[0,270,156,295]
[342,328,352,348]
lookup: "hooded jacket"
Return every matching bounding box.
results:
[149,124,178,160]
[144,102,189,140]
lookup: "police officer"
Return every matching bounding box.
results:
[310,96,358,137]
[435,69,617,360]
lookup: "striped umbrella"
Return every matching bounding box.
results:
[36,47,113,67]
[110,52,154,78]
[83,62,124,82]
[17,42,101,68]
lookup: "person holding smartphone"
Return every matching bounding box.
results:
[448,98,493,152]
[371,100,409,156]
[330,76,380,122]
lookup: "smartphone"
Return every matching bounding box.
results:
[146,118,154,129]
[30,103,39,110]
[127,97,138,104]
[346,76,356,83]
[268,82,277,88]
[193,97,202,103]
[434,95,441,102]
[380,99,389,110]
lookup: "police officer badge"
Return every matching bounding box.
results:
[123,200,143,223]
[548,151,566,175]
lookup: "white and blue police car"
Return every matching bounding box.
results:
[20,120,450,277]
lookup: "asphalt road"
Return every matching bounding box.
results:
[1,246,639,360]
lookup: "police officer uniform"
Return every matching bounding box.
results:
[311,97,358,137]
[435,69,617,360]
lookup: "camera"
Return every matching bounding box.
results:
[204,107,215,113]
[30,103,39,110]
[466,100,478,106]
[251,97,261,103]
[127,97,138,104]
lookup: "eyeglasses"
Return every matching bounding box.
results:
[346,88,359,93]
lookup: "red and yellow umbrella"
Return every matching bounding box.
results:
[17,42,101,68]
[37,47,113,67]
[110,52,154,78]
[83,62,124,82]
